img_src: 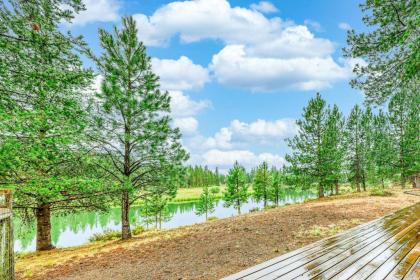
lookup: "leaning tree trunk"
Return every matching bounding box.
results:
[121,190,132,239]
[36,204,54,251]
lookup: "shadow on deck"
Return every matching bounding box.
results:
[222,202,420,280]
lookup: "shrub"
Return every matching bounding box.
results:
[210,186,220,194]
[207,216,218,221]
[89,230,121,242]
[132,225,146,235]
[370,187,393,197]
[264,205,277,210]
[249,207,260,213]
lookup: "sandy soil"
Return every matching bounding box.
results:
[16,189,420,280]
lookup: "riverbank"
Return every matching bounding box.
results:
[16,188,419,280]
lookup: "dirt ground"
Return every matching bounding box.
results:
[16,189,420,280]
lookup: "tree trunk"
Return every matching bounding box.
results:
[362,174,366,191]
[335,180,339,195]
[412,175,417,189]
[236,199,241,215]
[319,183,324,198]
[121,190,131,239]
[36,204,54,251]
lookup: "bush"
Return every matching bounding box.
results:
[370,187,393,197]
[249,207,260,213]
[207,216,218,221]
[210,186,220,194]
[89,230,121,242]
[264,205,277,210]
[132,225,146,235]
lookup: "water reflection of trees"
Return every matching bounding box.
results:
[14,188,316,251]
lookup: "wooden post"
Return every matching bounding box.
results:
[0,190,14,280]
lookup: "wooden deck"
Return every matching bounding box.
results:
[222,203,420,280]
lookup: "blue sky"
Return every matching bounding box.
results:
[68,0,366,172]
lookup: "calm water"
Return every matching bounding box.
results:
[14,189,315,252]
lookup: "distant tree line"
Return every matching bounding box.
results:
[183,166,225,188]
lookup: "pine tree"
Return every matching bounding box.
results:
[87,16,187,239]
[195,185,215,220]
[345,0,419,104]
[223,162,248,214]
[360,107,374,191]
[286,93,329,198]
[0,0,107,251]
[323,105,345,194]
[345,105,372,192]
[370,111,395,188]
[141,194,172,229]
[253,161,271,207]
[388,88,420,187]
[268,167,284,206]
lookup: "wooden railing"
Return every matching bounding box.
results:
[0,190,14,280]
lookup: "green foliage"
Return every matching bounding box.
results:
[87,16,187,238]
[286,93,344,197]
[184,166,225,188]
[195,186,215,220]
[345,0,419,104]
[345,105,373,192]
[207,216,218,221]
[132,225,146,235]
[388,88,420,187]
[210,186,221,194]
[88,230,121,242]
[249,207,260,213]
[252,162,271,206]
[0,0,109,250]
[140,194,172,229]
[223,162,248,214]
[370,187,393,197]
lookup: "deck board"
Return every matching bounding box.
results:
[221,203,420,280]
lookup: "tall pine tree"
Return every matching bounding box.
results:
[87,17,187,239]
[286,93,329,198]
[0,0,107,251]
[388,88,420,187]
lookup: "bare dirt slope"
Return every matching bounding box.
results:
[16,189,420,280]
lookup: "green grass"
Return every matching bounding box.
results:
[171,185,226,202]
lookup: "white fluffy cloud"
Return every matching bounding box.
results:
[152,56,209,91]
[133,0,355,91]
[338,22,352,31]
[173,117,199,135]
[250,1,278,13]
[133,0,284,46]
[70,0,120,26]
[202,149,286,171]
[230,119,297,142]
[188,118,297,151]
[210,45,351,91]
[169,91,211,118]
